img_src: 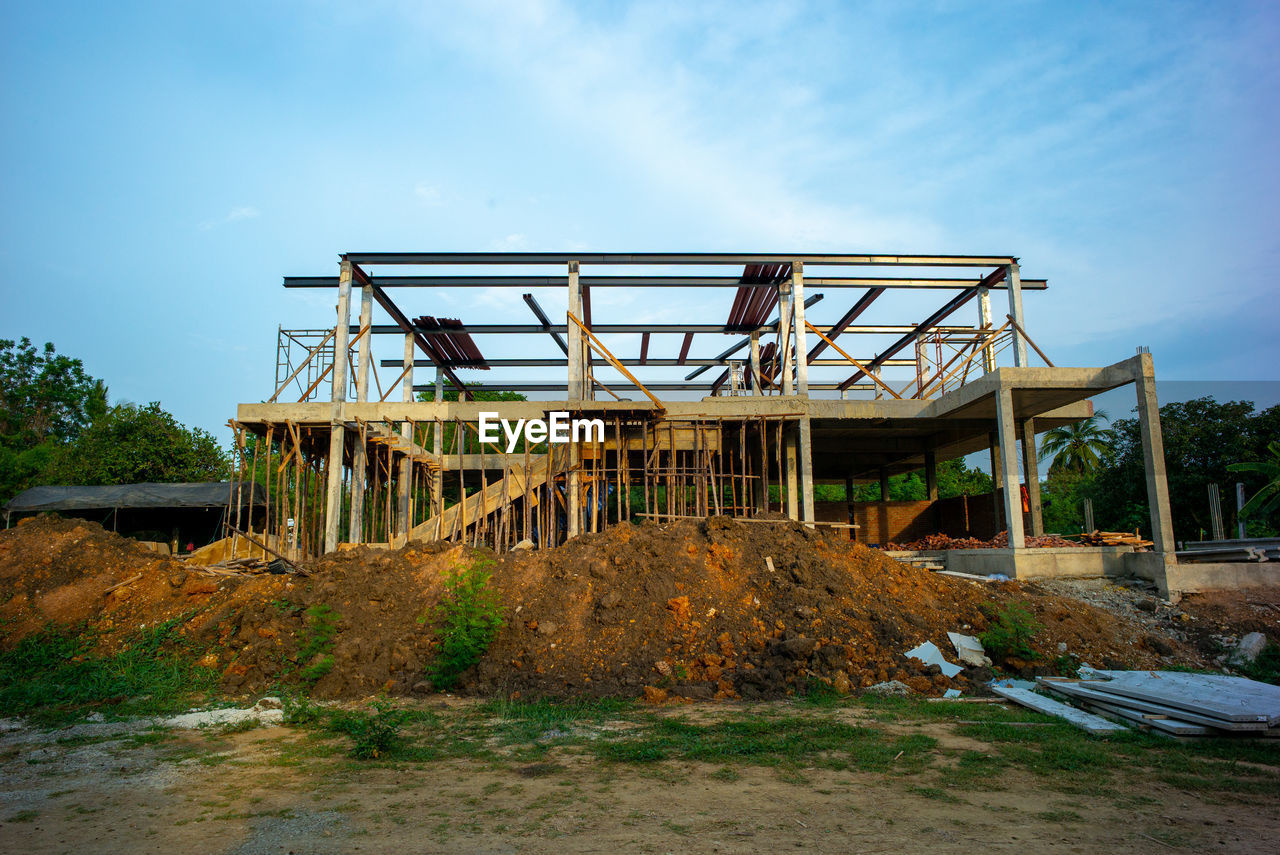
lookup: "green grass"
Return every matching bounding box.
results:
[0,616,216,725]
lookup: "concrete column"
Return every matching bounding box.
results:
[792,262,815,525]
[879,467,890,502]
[1135,354,1175,554]
[749,332,762,394]
[348,284,374,542]
[397,332,414,539]
[988,430,1003,532]
[978,287,995,373]
[777,279,798,520]
[323,260,353,552]
[1006,263,1028,368]
[566,261,583,537]
[925,450,938,501]
[995,386,1025,549]
[1021,418,1043,536]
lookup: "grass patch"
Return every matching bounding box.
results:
[0,616,216,725]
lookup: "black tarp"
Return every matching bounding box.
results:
[3,482,266,514]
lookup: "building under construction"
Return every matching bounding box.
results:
[231,252,1184,589]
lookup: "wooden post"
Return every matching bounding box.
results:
[323,259,352,552]
[397,332,414,540]
[348,283,373,542]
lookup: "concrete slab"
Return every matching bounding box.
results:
[1087,671,1280,725]
[989,685,1128,735]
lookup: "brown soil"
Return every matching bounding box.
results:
[886,531,1084,550]
[1,515,1220,702]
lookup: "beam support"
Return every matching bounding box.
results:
[1135,353,1175,554]
[793,262,815,525]
[1021,418,1043,536]
[879,467,890,502]
[348,284,373,542]
[778,278,797,520]
[1006,263,1028,367]
[323,260,353,552]
[978,286,995,372]
[995,387,1025,549]
[988,431,1003,532]
[566,261,583,538]
[397,332,414,539]
[432,369,444,524]
[749,332,762,394]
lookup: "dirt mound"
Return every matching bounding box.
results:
[0,515,1208,702]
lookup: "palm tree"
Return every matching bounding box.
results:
[1038,411,1116,475]
[1228,441,1280,521]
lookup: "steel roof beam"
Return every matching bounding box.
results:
[342,252,1018,266]
[286,275,1045,290]
[521,293,569,356]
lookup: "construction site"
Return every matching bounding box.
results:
[231,251,1213,596]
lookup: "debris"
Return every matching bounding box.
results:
[988,685,1128,735]
[1229,632,1268,667]
[160,697,284,729]
[865,680,912,696]
[943,688,962,699]
[1077,670,1280,726]
[947,632,991,667]
[904,640,964,678]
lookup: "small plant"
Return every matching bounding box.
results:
[427,558,506,690]
[1242,641,1280,686]
[327,700,408,759]
[297,604,339,682]
[979,603,1041,662]
[280,692,324,726]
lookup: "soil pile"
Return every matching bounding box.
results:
[886,531,1083,550]
[0,515,1211,702]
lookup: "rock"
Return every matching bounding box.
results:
[598,589,622,609]
[865,680,912,696]
[254,696,283,710]
[654,660,673,677]
[1135,596,1159,613]
[770,636,817,659]
[536,621,558,636]
[513,539,535,551]
[1230,632,1268,666]
[666,596,691,624]
[642,686,668,705]
[168,569,188,588]
[831,670,851,694]
[412,681,432,694]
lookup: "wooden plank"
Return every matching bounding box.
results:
[989,685,1128,735]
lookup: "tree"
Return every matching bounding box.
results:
[43,402,229,486]
[1229,441,1280,522]
[1088,398,1278,540]
[1039,411,1116,475]
[0,338,108,502]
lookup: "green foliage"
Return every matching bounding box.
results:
[0,616,216,725]
[1088,397,1280,539]
[0,338,107,502]
[1039,412,1116,475]
[326,700,409,759]
[42,401,228,486]
[979,603,1041,662]
[427,558,505,690]
[297,604,339,682]
[1241,641,1280,686]
[1228,440,1280,521]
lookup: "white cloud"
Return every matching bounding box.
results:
[413,183,444,206]
[199,205,261,231]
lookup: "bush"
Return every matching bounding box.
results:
[327,700,408,759]
[979,603,1041,662]
[427,558,505,690]
[1243,641,1280,686]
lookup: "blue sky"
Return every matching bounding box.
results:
[3,1,1278,444]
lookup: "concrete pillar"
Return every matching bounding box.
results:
[323,260,353,552]
[348,284,374,542]
[995,386,1025,549]
[879,467,890,502]
[1135,354,1175,554]
[1021,418,1043,536]
[566,261,583,537]
[397,332,414,539]
[749,332,762,394]
[925,450,938,501]
[792,262,815,525]
[1006,263,1028,368]
[988,430,1003,532]
[978,287,995,373]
